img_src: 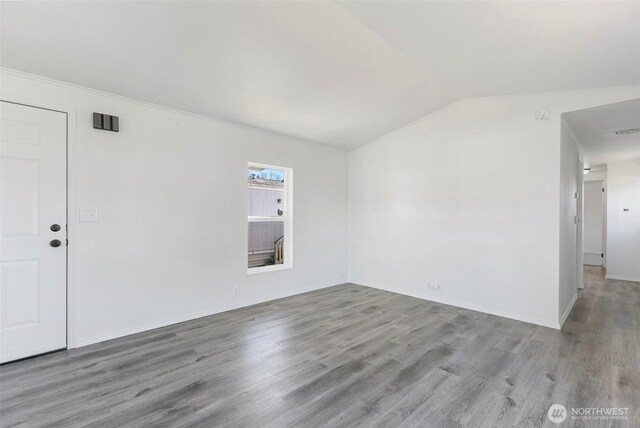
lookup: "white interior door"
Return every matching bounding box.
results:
[583,181,604,266]
[1,101,67,363]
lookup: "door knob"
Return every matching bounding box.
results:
[50,239,62,248]
[50,224,61,232]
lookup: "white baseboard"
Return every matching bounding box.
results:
[74,307,234,348]
[559,293,578,329]
[605,274,640,283]
[351,280,560,330]
[73,279,346,348]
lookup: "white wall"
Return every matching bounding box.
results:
[349,96,562,328]
[584,171,607,182]
[606,159,640,282]
[3,68,639,345]
[559,118,580,323]
[350,87,640,329]
[0,69,349,347]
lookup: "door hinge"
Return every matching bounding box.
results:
[601,253,604,258]
[66,239,69,247]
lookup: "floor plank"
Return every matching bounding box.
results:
[1,267,638,427]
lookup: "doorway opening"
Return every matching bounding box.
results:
[563,97,640,286]
[583,178,606,267]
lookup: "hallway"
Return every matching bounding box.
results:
[559,266,640,425]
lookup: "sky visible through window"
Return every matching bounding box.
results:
[248,168,284,181]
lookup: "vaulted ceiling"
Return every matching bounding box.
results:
[2,1,640,149]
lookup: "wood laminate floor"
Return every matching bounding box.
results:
[1,267,638,427]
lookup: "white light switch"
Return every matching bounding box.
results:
[79,207,98,222]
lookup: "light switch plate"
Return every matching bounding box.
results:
[79,207,98,222]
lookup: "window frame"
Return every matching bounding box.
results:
[247,162,293,274]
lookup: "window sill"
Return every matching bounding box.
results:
[247,264,292,275]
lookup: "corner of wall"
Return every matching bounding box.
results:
[559,293,578,329]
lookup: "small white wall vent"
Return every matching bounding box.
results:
[614,128,640,136]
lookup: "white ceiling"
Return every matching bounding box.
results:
[2,1,640,150]
[564,98,640,167]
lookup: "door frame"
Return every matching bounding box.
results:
[582,178,607,268]
[576,154,584,289]
[0,93,80,350]
[601,180,607,268]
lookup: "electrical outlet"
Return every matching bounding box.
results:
[428,281,440,290]
[233,287,239,296]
